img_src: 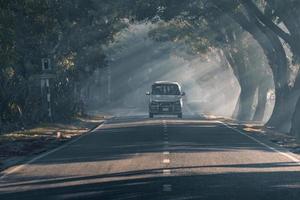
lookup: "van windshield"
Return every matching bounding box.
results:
[152,84,180,95]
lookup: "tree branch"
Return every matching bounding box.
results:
[240,0,292,44]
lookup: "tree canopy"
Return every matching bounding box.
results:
[2,0,300,138]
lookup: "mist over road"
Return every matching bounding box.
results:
[1,116,300,200]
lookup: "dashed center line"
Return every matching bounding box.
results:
[163,184,172,192]
[163,169,171,175]
[162,120,172,190]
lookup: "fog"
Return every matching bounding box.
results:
[85,23,274,121]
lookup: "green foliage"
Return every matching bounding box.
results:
[0,0,126,128]
[0,0,299,131]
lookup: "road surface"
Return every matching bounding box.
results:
[1,116,300,200]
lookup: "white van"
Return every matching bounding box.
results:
[146,81,185,118]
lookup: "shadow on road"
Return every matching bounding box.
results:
[1,117,299,200]
[1,170,300,199]
[25,118,275,166]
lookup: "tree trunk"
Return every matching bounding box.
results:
[253,85,268,122]
[213,0,290,127]
[233,10,289,129]
[266,88,286,126]
[236,83,257,121]
[232,96,240,119]
[266,87,300,133]
[290,95,300,142]
[223,43,259,122]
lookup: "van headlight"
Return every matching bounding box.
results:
[174,100,181,105]
[151,101,159,105]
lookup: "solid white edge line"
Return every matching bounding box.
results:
[0,121,106,180]
[218,121,300,163]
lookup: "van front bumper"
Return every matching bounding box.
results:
[149,102,182,114]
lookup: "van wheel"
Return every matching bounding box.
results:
[178,113,182,118]
[149,113,154,118]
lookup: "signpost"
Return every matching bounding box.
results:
[40,58,55,121]
[107,65,111,103]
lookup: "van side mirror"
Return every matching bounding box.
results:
[181,92,185,96]
[146,91,150,95]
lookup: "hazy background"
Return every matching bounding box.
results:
[84,23,274,121]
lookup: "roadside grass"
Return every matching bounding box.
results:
[0,115,106,171]
[244,125,300,151]
[228,122,300,153]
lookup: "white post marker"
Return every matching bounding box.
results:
[107,65,111,103]
[46,78,52,120]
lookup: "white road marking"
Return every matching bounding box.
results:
[219,121,300,164]
[163,151,170,155]
[163,159,170,164]
[163,169,171,175]
[0,122,106,180]
[163,184,172,192]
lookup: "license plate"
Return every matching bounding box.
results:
[162,108,169,111]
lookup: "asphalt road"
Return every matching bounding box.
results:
[1,116,300,200]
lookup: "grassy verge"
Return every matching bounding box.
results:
[0,115,107,171]
[224,120,300,153]
[243,125,300,153]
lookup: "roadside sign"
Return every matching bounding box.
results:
[42,58,51,71]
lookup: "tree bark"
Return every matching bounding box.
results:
[290,94,300,141]
[232,95,240,119]
[253,86,268,122]
[235,9,289,128]
[236,81,257,121]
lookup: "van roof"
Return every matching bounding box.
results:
[153,81,180,85]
